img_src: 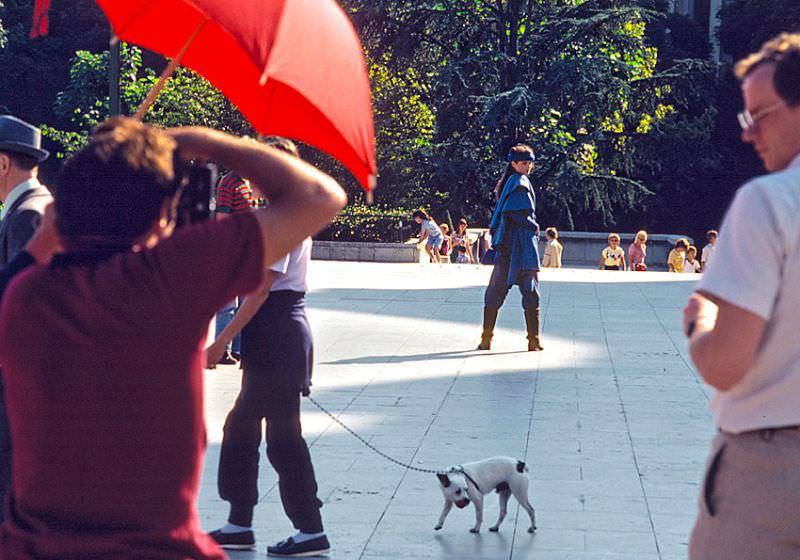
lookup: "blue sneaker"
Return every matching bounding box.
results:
[267,535,330,557]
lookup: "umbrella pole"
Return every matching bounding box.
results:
[133,18,208,121]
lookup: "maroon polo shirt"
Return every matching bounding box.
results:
[0,212,263,559]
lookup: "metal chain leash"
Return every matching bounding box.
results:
[306,395,451,476]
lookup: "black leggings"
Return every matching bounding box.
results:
[217,291,323,533]
[483,248,540,310]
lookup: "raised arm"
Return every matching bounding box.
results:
[168,128,346,268]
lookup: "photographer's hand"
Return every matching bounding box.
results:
[165,126,346,270]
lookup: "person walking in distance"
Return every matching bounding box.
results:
[413,209,444,263]
[684,33,800,560]
[541,227,563,269]
[213,168,254,365]
[205,138,329,558]
[478,144,543,351]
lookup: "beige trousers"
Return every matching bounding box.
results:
[690,429,800,560]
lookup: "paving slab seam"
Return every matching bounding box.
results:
[509,318,543,560]
[257,293,449,505]
[357,353,471,559]
[635,282,709,404]
[593,283,663,560]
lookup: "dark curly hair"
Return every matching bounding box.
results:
[55,117,179,244]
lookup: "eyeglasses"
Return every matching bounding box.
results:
[738,101,785,131]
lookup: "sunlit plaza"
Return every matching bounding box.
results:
[200,261,709,560]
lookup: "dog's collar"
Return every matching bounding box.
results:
[455,465,482,494]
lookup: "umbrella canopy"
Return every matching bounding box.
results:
[95,0,376,192]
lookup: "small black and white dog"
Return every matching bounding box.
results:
[434,456,537,534]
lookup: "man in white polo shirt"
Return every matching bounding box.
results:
[684,33,800,559]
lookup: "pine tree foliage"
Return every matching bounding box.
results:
[347,0,714,228]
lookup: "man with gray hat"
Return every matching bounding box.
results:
[0,116,52,263]
[0,115,52,521]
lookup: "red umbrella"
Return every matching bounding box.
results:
[34,0,376,193]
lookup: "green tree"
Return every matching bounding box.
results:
[0,0,107,123]
[0,1,6,49]
[44,44,253,158]
[348,0,714,230]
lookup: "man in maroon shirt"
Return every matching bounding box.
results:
[0,117,345,559]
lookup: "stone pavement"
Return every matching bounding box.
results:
[198,262,713,560]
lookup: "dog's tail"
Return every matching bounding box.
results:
[516,460,528,473]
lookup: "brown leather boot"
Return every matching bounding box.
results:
[524,307,544,351]
[477,307,499,350]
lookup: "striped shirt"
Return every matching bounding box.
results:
[216,173,252,214]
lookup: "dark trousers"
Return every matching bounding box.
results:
[484,248,540,310]
[0,375,9,523]
[218,291,323,533]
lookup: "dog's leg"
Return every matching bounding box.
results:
[520,499,537,533]
[435,500,453,530]
[489,490,511,532]
[469,494,484,533]
[511,479,537,533]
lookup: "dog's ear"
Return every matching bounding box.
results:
[437,473,451,487]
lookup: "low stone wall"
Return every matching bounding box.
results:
[312,240,420,263]
[548,231,695,270]
[312,231,694,269]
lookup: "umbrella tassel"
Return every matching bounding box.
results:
[133,18,209,120]
[30,0,51,38]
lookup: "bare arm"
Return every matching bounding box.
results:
[168,128,346,268]
[683,291,767,391]
[466,239,475,263]
[206,270,280,368]
[621,253,627,271]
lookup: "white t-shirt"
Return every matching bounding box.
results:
[698,154,800,433]
[269,237,312,293]
[602,246,624,267]
[683,258,700,273]
[701,242,715,265]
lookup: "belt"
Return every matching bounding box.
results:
[723,425,800,442]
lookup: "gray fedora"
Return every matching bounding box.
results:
[0,115,49,163]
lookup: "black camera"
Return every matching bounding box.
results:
[175,161,217,227]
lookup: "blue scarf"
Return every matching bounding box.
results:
[489,173,540,285]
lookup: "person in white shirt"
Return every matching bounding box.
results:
[700,229,717,271]
[683,246,701,273]
[683,33,800,560]
[205,139,329,558]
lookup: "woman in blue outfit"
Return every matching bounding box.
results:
[478,144,543,351]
